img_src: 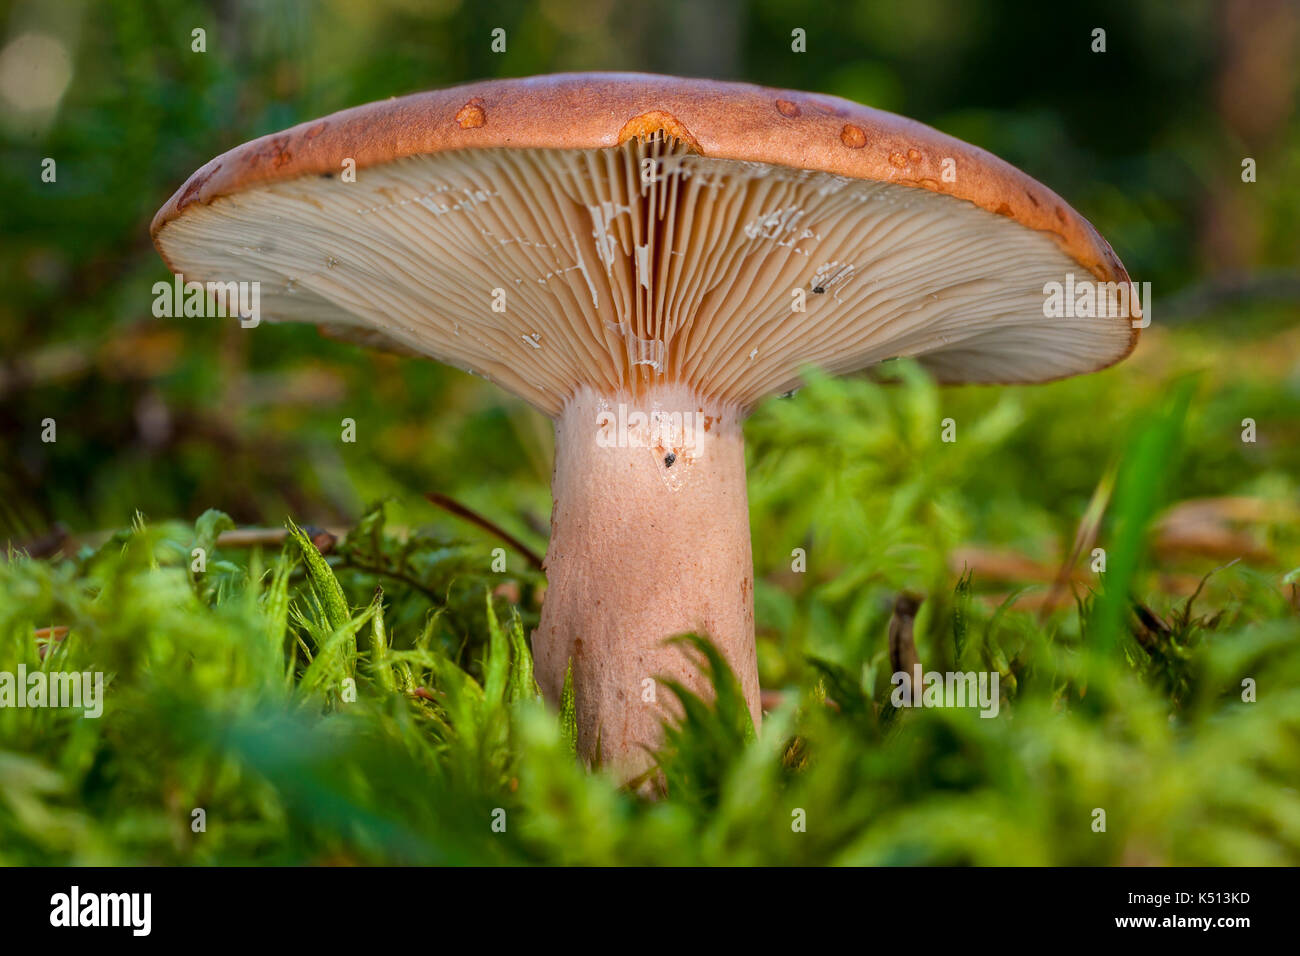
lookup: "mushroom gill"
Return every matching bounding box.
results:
[156,133,1131,416]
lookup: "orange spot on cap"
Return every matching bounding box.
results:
[456,98,487,129]
[616,110,702,152]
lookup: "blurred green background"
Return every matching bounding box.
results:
[1,0,1296,540]
[0,0,1298,865]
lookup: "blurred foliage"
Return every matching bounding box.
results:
[0,0,1298,864]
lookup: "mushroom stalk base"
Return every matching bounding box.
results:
[534,384,760,779]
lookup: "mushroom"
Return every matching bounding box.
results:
[151,73,1140,778]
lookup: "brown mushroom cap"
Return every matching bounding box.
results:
[152,72,1139,415]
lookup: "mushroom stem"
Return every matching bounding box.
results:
[534,383,761,776]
